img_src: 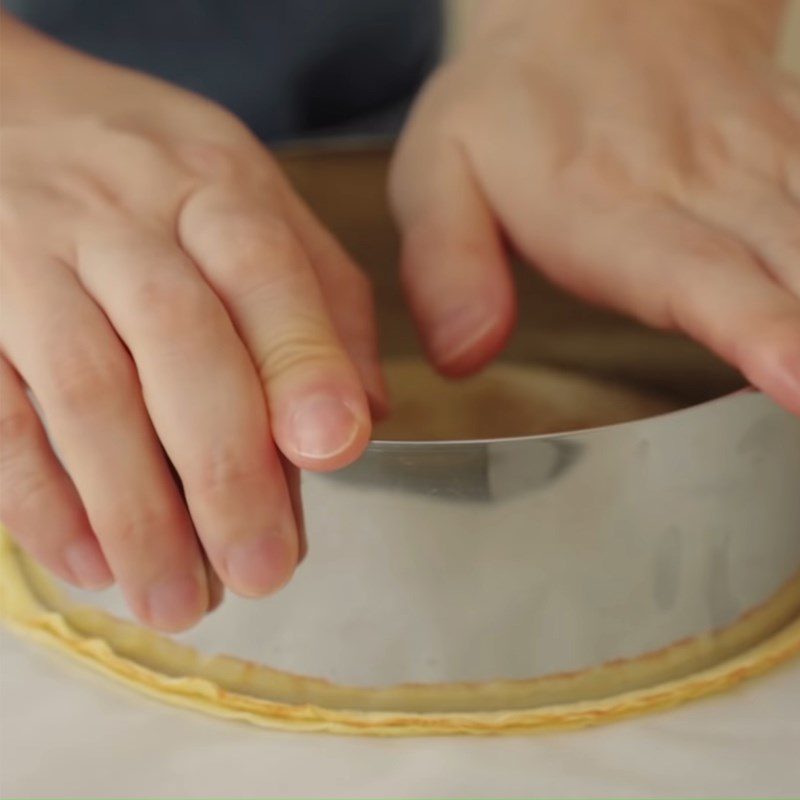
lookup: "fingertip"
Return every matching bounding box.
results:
[740,343,800,417]
[135,572,208,633]
[278,388,371,471]
[222,534,297,599]
[399,217,516,380]
[728,305,800,415]
[62,538,115,591]
[425,300,517,378]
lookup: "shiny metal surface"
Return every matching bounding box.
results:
[295,389,800,684]
[61,144,800,700]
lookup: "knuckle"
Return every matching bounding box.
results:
[131,271,221,336]
[42,129,186,218]
[0,403,39,451]
[170,107,263,178]
[257,328,344,385]
[173,140,241,180]
[690,122,733,168]
[0,184,71,252]
[0,419,53,526]
[223,217,306,291]
[0,463,52,527]
[560,146,641,200]
[53,166,124,212]
[694,110,795,180]
[102,124,183,178]
[100,503,182,554]
[231,215,299,262]
[184,444,263,500]
[46,338,135,415]
[680,234,751,268]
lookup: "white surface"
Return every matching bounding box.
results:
[1,627,799,799]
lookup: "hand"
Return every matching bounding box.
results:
[390,0,800,414]
[0,19,386,631]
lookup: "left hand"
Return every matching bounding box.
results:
[390,0,800,414]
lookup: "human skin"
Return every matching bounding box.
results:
[391,0,800,417]
[0,14,387,630]
[1,1,798,631]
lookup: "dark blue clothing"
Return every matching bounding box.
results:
[6,0,443,141]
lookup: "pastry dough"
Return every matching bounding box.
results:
[1,535,799,734]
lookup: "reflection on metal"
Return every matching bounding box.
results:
[320,439,582,503]
[297,391,800,685]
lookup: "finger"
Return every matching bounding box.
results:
[1,258,208,630]
[203,554,225,613]
[282,456,306,564]
[676,177,800,297]
[389,143,517,377]
[551,201,800,415]
[0,355,113,590]
[789,156,800,203]
[167,458,224,612]
[178,185,371,471]
[775,75,800,128]
[281,188,389,418]
[76,229,298,597]
[771,79,800,199]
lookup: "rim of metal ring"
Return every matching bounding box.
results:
[368,386,755,448]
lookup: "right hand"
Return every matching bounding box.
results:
[0,24,387,631]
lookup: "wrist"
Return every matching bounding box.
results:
[0,13,146,125]
[2,16,78,122]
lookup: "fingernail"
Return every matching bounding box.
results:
[430,305,496,365]
[224,535,295,598]
[290,393,361,459]
[145,574,204,631]
[63,539,113,590]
